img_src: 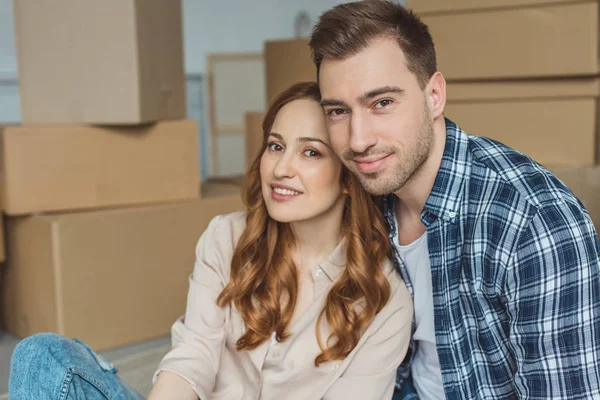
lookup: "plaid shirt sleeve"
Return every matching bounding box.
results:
[505,199,600,399]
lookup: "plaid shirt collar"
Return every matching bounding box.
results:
[383,118,467,226]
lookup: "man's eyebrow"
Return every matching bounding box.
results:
[358,86,404,105]
[320,86,404,108]
[320,98,349,108]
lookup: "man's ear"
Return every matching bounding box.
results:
[426,72,446,119]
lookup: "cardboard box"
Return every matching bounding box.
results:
[551,166,600,231]
[445,78,600,166]
[0,189,244,351]
[0,217,5,263]
[245,112,266,170]
[0,120,200,216]
[14,0,186,124]
[419,2,599,80]
[201,178,244,197]
[265,39,315,104]
[407,0,583,14]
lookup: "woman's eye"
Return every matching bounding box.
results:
[303,149,320,157]
[268,143,283,152]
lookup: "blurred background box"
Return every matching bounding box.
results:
[552,166,600,230]
[13,0,186,124]
[408,0,599,80]
[407,0,584,14]
[265,38,315,105]
[244,112,266,171]
[445,78,600,166]
[0,120,200,215]
[207,53,265,177]
[0,188,244,351]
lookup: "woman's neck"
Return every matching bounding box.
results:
[289,199,345,269]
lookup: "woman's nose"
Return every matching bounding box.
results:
[273,153,296,179]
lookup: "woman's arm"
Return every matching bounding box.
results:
[148,371,198,400]
[323,275,413,400]
[148,215,233,399]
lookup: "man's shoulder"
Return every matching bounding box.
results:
[464,133,577,211]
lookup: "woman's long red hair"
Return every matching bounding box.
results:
[217,82,391,365]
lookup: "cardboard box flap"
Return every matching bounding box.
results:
[447,78,600,102]
[408,0,587,15]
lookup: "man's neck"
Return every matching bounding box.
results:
[394,117,446,245]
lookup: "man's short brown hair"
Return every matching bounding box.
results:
[309,0,436,89]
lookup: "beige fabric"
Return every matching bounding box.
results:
[154,211,413,400]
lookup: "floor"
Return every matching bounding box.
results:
[0,330,170,394]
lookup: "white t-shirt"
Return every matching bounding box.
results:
[393,232,445,400]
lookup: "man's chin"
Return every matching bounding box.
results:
[358,175,391,196]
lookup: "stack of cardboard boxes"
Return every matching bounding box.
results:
[406,0,600,227]
[249,1,600,229]
[0,0,244,351]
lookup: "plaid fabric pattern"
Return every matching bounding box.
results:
[387,119,600,399]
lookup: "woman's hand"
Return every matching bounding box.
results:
[147,371,199,400]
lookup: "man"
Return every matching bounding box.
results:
[309,1,600,399]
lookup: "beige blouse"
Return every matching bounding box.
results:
[153,211,413,400]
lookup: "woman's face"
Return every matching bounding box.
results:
[260,98,345,224]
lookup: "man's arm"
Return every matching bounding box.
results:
[506,200,600,399]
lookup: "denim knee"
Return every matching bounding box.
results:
[9,333,76,399]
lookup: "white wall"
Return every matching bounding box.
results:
[181,0,350,74]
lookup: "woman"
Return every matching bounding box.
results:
[9,82,412,400]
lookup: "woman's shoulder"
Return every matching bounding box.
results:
[195,211,247,258]
[206,210,247,235]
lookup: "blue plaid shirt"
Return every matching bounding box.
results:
[387,119,600,399]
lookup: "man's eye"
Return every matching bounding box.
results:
[327,109,346,116]
[375,99,393,109]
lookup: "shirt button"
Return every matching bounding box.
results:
[448,211,456,218]
[313,268,323,278]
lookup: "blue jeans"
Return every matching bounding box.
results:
[9,333,145,400]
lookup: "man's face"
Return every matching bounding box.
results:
[319,36,435,196]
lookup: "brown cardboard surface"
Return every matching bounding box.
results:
[0,217,5,263]
[551,166,600,231]
[202,179,244,197]
[0,191,245,351]
[447,78,600,101]
[265,39,315,104]
[422,2,599,80]
[407,0,583,14]
[14,0,185,124]
[245,112,265,170]
[0,120,200,216]
[445,78,600,166]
